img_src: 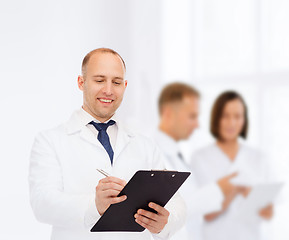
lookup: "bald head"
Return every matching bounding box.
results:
[81,48,126,77]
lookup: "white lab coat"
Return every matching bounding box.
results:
[153,131,224,240]
[28,110,186,240]
[191,143,270,240]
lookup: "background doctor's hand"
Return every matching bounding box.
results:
[205,173,240,222]
[134,202,170,234]
[95,176,127,215]
[217,172,238,198]
[237,185,251,198]
[259,204,274,220]
[217,173,239,213]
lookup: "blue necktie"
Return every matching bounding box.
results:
[178,152,184,161]
[89,120,115,164]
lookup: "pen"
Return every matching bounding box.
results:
[97,169,110,177]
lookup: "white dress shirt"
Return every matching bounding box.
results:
[191,143,270,240]
[29,109,186,240]
[154,130,224,240]
[80,108,118,150]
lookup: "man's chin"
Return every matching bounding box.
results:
[96,111,115,120]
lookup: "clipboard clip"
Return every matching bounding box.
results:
[150,169,178,177]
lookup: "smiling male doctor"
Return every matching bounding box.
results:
[29,48,185,240]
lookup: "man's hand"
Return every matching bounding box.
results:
[259,204,274,220]
[95,176,127,215]
[134,202,170,234]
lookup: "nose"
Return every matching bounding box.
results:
[228,118,236,127]
[102,82,113,96]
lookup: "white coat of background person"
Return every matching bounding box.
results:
[28,48,186,240]
[153,83,240,240]
[191,91,274,240]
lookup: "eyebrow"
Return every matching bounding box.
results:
[92,75,105,78]
[91,75,124,81]
[113,77,124,81]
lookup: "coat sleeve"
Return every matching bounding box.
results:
[148,142,187,240]
[152,192,187,240]
[28,131,101,229]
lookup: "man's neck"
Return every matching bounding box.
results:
[82,105,113,123]
[159,123,179,142]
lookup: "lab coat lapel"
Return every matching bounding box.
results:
[79,126,103,148]
[65,110,135,156]
[65,110,103,149]
[113,121,134,162]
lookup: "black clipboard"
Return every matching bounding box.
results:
[91,170,190,232]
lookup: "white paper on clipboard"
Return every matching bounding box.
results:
[235,182,284,222]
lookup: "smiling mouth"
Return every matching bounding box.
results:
[98,98,114,103]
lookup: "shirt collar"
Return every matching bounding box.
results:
[66,107,118,134]
[79,107,118,126]
[154,129,180,157]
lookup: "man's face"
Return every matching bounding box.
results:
[171,95,200,141]
[78,52,127,122]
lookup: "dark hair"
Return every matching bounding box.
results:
[210,91,248,139]
[158,82,200,115]
[81,48,126,76]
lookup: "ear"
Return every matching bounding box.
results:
[124,80,128,88]
[167,102,180,120]
[162,104,172,118]
[78,75,85,91]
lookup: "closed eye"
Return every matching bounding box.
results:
[94,78,105,83]
[92,75,106,82]
[113,81,121,85]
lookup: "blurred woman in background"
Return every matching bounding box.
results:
[191,91,273,240]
